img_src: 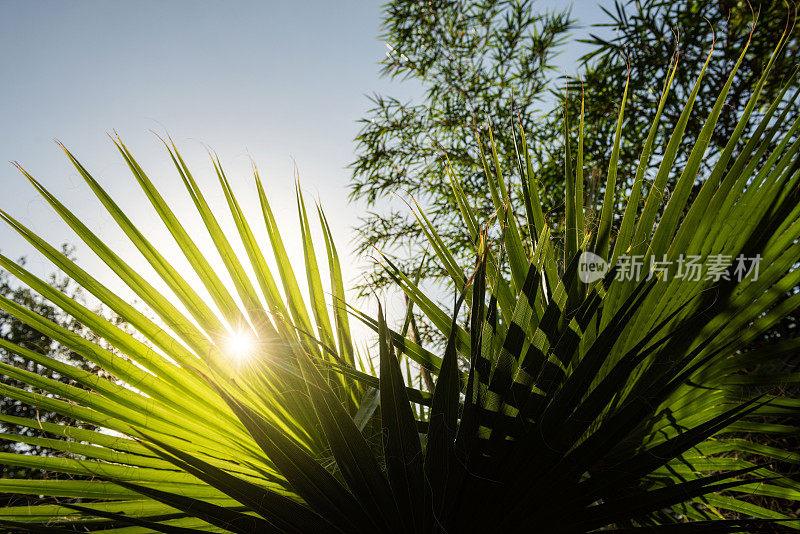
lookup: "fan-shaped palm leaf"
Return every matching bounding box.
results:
[1,33,799,533]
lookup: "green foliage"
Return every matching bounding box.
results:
[560,0,800,235]
[0,137,366,531]
[351,0,800,298]
[0,250,98,487]
[0,28,799,531]
[350,0,573,294]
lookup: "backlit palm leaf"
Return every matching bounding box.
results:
[1,137,364,529]
[1,34,799,533]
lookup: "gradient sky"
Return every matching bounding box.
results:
[0,0,607,341]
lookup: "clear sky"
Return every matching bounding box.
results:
[0,0,608,340]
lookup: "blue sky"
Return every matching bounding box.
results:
[0,0,607,337]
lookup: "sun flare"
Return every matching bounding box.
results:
[225,331,257,362]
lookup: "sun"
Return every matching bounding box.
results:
[225,331,257,362]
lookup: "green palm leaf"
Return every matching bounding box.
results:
[1,34,799,533]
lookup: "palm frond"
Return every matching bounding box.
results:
[1,35,799,533]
